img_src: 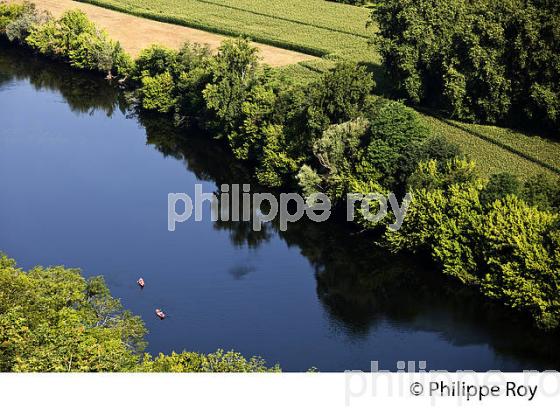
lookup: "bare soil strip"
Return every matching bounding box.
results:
[9,0,315,67]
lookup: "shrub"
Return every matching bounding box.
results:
[132,45,178,81]
[3,1,50,43]
[407,158,478,191]
[139,71,177,113]
[296,62,375,138]
[480,173,521,207]
[25,10,129,77]
[139,350,280,372]
[522,174,560,212]
[372,0,560,131]
[0,2,25,31]
[303,117,370,201]
[386,161,560,329]
[361,98,429,189]
[297,99,431,203]
[203,38,260,135]
[479,196,560,329]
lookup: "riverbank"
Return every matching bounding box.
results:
[2,2,559,339]
[5,0,315,66]
[2,44,560,371]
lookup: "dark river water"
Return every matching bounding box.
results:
[1,46,559,371]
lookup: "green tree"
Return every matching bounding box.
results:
[372,0,560,131]
[0,254,145,371]
[0,254,281,372]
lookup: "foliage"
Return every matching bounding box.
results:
[0,1,25,31]
[521,174,560,212]
[479,196,560,329]
[0,254,280,372]
[132,43,213,120]
[295,97,429,202]
[373,0,560,131]
[1,1,50,43]
[0,254,145,371]
[297,62,375,138]
[75,0,375,64]
[386,160,560,330]
[203,38,260,135]
[139,71,177,113]
[24,10,130,76]
[139,350,281,372]
[480,173,521,207]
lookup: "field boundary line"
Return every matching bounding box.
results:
[424,111,560,176]
[76,0,329,57]
[194,0,371,40]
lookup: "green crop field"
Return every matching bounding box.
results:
[77,0,377,64]
[76,0,560,181]
[421,115,560,181]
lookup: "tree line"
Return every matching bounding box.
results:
[1,1,560,342]
[372,0,560,132]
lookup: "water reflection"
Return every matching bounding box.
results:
[2,43,559,371]
[136,113,560,370]
[0,41,125,116]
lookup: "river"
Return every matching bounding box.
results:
[1,45,558,371]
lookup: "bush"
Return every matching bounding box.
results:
[25,10,129,77]
[296,62,375,138]
[132,45,178,81]
[479,196,560,329]
[480,173,521,207]
[386,160,560,330]
[139,71,177,113]
[2,1,50,43]
[139,350,280,372]
[361,98,429,189]
[522,174,560,212]
[372,0,560,131]
[133,44,212,119]
[296,98,430,203]
[0,2,25,31]
[203,38,260,135]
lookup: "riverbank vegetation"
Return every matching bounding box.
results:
[1,0,559,345]
[66,0,560,180]
[375,0,560,132]
[75,0,374,66]
[0,254,280,372]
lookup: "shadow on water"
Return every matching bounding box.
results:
[2,43,560,370]
[0,41,126,117]
[136,113,560,370]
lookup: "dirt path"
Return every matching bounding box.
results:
[9,0,314,67]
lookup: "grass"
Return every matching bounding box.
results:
[76,0,377,64]
[421,115,560,181]
[75,0,560,181]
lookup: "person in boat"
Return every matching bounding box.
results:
[137,277,145,288]
[155,308,166,320]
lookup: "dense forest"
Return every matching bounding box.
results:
[375,0,560,132]
[1,0,559,370]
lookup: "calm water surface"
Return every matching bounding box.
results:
[1,47,558,371]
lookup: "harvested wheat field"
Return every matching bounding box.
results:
[8,0,315,66]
